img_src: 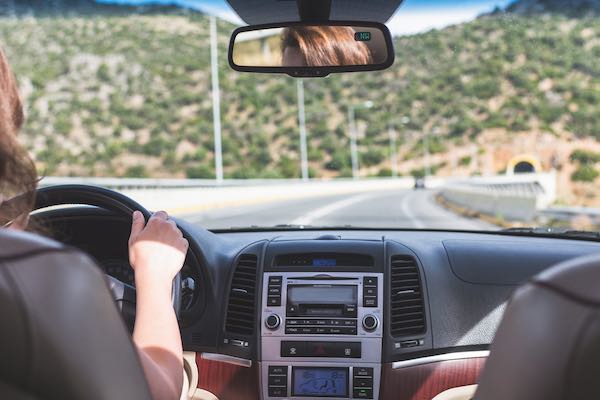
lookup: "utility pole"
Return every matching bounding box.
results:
[297,79,309,181]
[388,123,398,178]
[210,15,223,183]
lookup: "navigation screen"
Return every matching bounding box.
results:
[292,367,348,398]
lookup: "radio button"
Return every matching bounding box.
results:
[363,296,377,307]
[286,319,299,326]
[300,327,314,334]
[314,319,328,325]
[265,314,281,330]
[362,315,379,331]
[364,276,377,285]
[267,296,281,306]
[344,304,357,317]
[364,287,377,296]
[268,286,281,295]
[268,276,282,285]
[315,327,328,334]
[285,327,299,334]
[343,319,357,327]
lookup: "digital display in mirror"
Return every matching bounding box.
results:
[229,22,394,77]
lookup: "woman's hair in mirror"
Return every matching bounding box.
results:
[0,46,38,230]
[281,26,373,67]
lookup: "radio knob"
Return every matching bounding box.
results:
[265,314,281,330]
[362,315,379,331]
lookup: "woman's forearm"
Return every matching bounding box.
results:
[133,274,183,400]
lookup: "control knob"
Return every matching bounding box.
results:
[265,314,281,330]
[362,314,379,331]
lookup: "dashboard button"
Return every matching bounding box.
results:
[363,296,377,307]
[281,341,305,357]
[364,287,377,296]
[267,296,281,306]
[268,286,281,295]
[265,314,281,330]
[353,367,373,378]
[362,315,379,331]
[286,319,299,326]
[364,276,377,285]
[335,342,361,358]
[343,319,357,326]
[285,327,299,334]
[268,387,287,397]
[269,366,287,375]
[268,375,287,386]
[353,388,373,399]
[300,327,314,334]
[354,377,373,387]
[315,327,328,334]
[268,276,282,285]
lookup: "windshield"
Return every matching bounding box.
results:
[2,0,600,232]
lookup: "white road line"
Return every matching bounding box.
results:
[291,193,375,226]
[400,191,426,229]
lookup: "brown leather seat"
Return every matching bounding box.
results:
[0,229,152,400]
[474,253,600,400]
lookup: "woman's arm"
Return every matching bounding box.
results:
[128,210,188,400]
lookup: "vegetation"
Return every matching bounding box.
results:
[1,1,600,181]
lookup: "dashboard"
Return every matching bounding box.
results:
[34,206,600,400]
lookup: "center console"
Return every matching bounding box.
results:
[260,247,384,400]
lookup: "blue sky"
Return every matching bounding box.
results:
[98,0,514,36]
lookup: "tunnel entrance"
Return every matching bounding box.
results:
[514,161,535,174]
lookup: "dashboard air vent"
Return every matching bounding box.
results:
[390,255,426,337]
[225,254,258,336]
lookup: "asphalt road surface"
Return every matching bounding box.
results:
[183,189,496,231]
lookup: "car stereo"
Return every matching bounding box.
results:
[261,272,383,399]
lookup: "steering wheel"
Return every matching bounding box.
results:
[34,184,182,329]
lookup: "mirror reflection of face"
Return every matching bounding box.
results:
[282,46,307,67]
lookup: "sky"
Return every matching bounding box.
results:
[97,0,514,36]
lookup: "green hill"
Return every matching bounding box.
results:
[1,6,600,184]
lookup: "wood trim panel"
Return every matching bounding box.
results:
[196,353,260,400]
[381,357,486,400]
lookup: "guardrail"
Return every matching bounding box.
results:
[439,172,557,222]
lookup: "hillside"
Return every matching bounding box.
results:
[1,3,600,205]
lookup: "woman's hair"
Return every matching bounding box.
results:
[281,26,373,67]
[0,46,37,228]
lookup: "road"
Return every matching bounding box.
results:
[183,189,496,231]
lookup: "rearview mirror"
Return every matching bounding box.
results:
[228,22,394,77]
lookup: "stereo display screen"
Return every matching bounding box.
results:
[287,285,357,305]
[292,367,348,398]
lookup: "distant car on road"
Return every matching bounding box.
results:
[414,177,426,189]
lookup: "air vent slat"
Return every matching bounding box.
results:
[225,254,258,336]
[390,255,426,337]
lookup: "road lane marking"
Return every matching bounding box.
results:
[401,191,426,229]
[291,193,375,226]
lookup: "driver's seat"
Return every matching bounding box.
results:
[0,229,152,400]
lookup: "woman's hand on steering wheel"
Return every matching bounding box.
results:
[128,210,188,292]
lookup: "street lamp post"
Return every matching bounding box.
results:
[388,122,398,178]
[210,15,223,183]
[348,101,373,180]
[297,79,309,181]
[423,132,431,178]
